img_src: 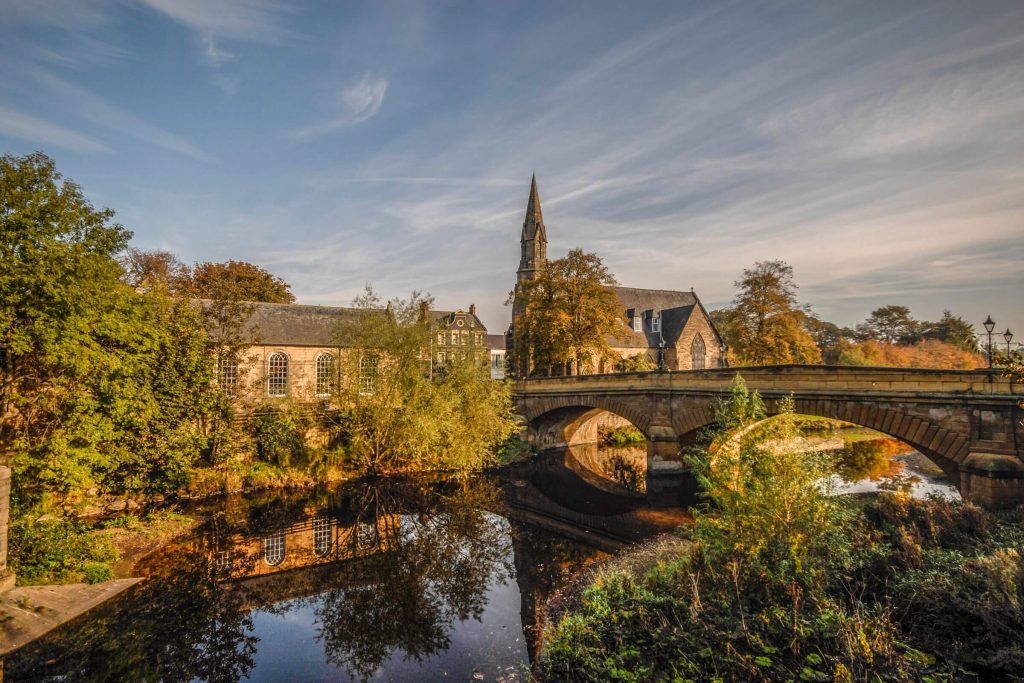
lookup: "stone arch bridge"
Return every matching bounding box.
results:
[513,366,1023,508]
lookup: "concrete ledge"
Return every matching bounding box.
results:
[0,577,143,656]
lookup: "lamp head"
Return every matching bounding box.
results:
[1004,329,1014,343]
[984,315,996,333]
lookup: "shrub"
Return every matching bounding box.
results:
[250,405,311,467]
[8,517,117,585]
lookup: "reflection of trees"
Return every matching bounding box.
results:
[6,547,256,683]
[835,439,906,483]
[313,479,514,681]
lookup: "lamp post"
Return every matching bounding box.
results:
[1004,329,1014,357]
[983,315,995,368]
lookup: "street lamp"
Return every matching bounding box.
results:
[983,315,996,368]
[1004,329,1014,357]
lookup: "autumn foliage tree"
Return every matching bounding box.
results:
[713,260,821,366]
[512,248,627,376]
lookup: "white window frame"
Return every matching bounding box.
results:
[267,352,289,397]
[315,353,335,397]
[632,315,642,332]
[218,353,238,398]
[651,313,661,333]
[359,355,377,395]
[262,533,286,566]
[312,517,332,557]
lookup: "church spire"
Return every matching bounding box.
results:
[517,174,548,284]
[521,173,547,243]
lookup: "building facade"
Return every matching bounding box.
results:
[215,300,491,410]
[507,176,726,377]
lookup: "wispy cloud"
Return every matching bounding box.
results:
[0,105,109,153]
[136,0,295,43]
[31,68,217,163]
[289,74,389,141]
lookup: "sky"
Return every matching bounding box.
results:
[1,0,1022,342]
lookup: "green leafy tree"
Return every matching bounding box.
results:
[512,248,626,376]
[857,305,921,345]
[0,153,217,511]
[922,310,978,352]
[334,288,518,475]
[715,260,822,365]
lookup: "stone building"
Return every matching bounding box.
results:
[215,300,490,410]
[507,176,727,377]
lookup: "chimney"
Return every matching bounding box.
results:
[469,303,476,316]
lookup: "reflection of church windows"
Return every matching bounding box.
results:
[215,549,232,572]
[315,353,336,397]
[218,353,238,398]
[267,352,289,397]
[262,533,286,566]
[313,517,333,557]
[691,334,706,370]
[359,355,378,395]
[356,521,378,550]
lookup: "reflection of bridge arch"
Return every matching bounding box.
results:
[515,366,1024,508]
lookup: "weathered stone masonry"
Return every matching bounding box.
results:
[515,366,1023,509]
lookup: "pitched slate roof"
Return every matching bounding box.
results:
[223,301,375,346]
[608,286,719,349]
[486,334,507,350]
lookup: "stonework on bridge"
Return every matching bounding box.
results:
[514,365,1023,509]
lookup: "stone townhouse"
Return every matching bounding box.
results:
[507,175,727,376]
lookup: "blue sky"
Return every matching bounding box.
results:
[2,1,1022,340]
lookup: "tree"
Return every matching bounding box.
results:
[0,153,218,511]
[334,289,518,475]
[922,310,978,352]
[839,338,984,369]
[179,260,295,303]
[716,260,821,365]
[121,248,188,291]
[857,305,920,345]
[512,248,626,376]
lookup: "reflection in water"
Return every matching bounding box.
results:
[6,477,605,682]
[562,442,647,495]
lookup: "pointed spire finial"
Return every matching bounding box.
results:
[522,173,546,242]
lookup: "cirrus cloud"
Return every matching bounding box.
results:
[289,74,389,142]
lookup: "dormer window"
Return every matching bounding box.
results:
[632,315,642,332]
[651,313,661,333]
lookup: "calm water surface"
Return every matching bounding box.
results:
[6,440,955,682]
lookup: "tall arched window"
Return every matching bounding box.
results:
[691,334,706,370]
[312,517,332,557]
[316,353,335,397]
[267,352,289,397]
[218,353,238,398]
[359,355,377,395]
[262,532,286,566]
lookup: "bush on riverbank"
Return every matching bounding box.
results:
[8,517,118,585]
[536,376,1024,681]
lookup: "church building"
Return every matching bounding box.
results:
[506,176,726,377]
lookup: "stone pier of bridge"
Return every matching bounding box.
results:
[514,365,1023,509]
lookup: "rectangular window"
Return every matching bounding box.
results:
[492,352,504,369]
[475,332,483,345]
[633,315,642,332]
[436,332,444,345]
[651,314,661,333]
[437,351,446,363]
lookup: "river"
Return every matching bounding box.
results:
[5,440,954,682]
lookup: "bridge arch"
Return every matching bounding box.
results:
[523,396,651,451]
[671,396,969,479]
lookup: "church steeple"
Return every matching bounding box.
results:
[517,174,548,284]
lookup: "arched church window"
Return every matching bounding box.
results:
[691,334,706,370]
[218,353,238,398]
[262,532,286,566]
[267,352,288,397]
[316,353,335,397]
[312,517,332,557]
